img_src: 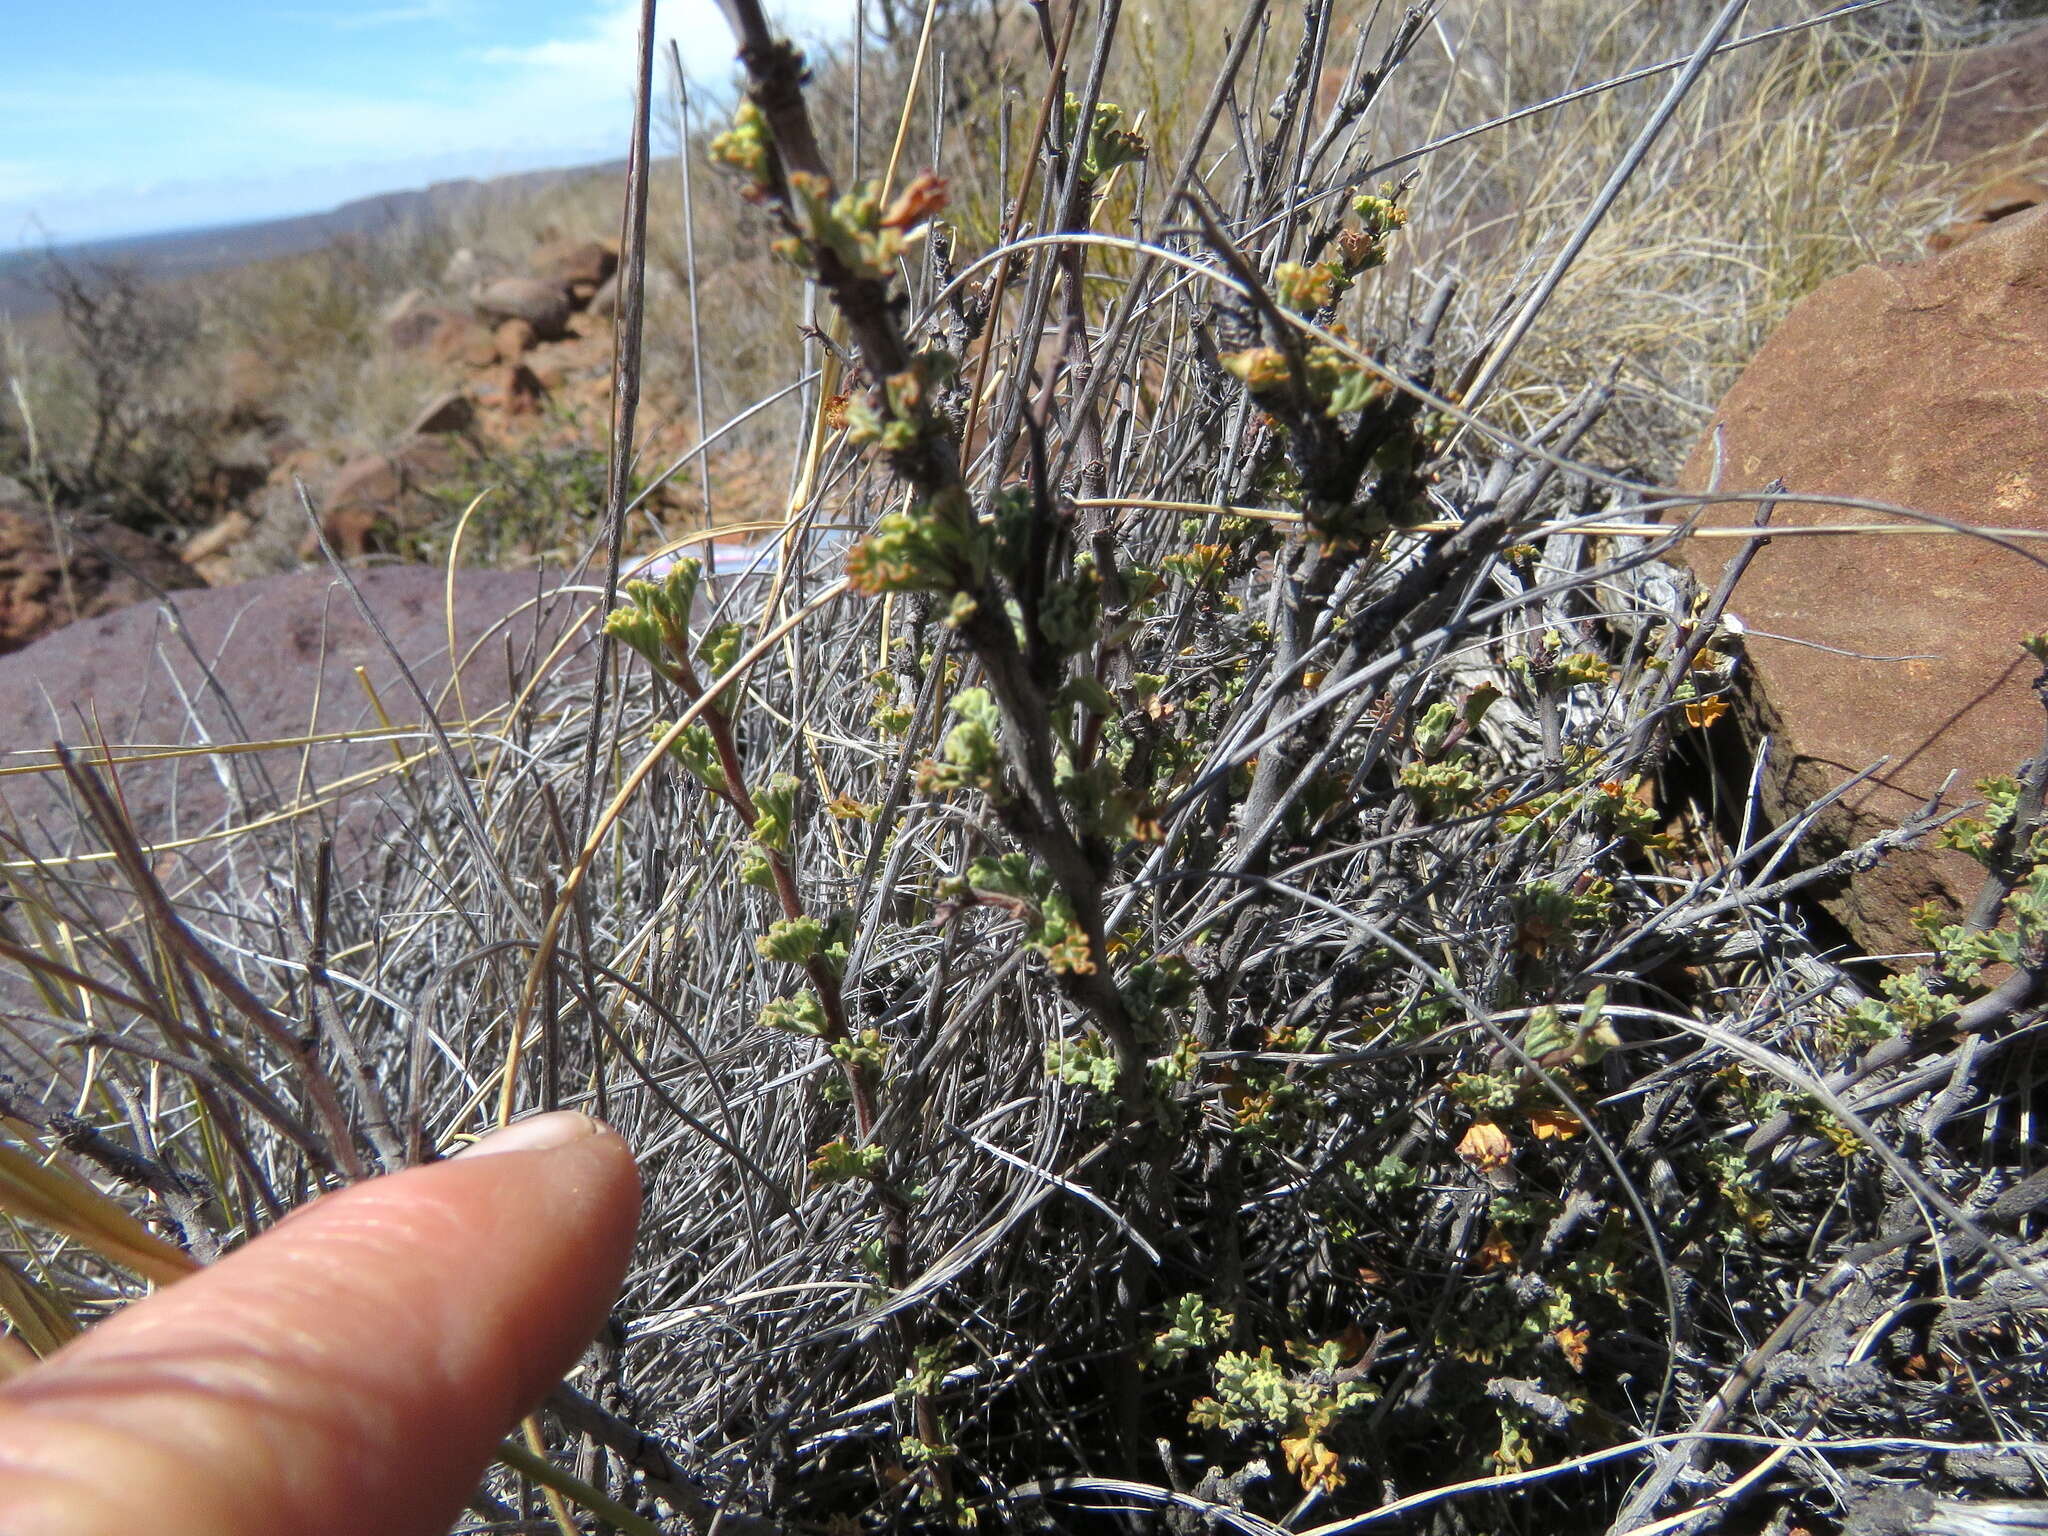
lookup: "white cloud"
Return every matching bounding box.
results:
[485,0,854,110]
[0,0,855,247]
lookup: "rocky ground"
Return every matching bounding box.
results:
[1,218,791,655]
[197,234,686,581]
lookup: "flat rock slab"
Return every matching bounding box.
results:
[0,564,590,887]
[1674,205,2048,954]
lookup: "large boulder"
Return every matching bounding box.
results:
[1,565,579,852]
[530,238,618,291]
[0,479,203,654]
[0,567,586,1016]
[1673,204,2048,955]
[302,435,466,558]
[473,276,571,341]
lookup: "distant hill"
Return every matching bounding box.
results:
[0,159,627,319]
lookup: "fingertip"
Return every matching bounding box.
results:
[0,1114,644,1536]
[450,1112,643,1231]
[455,1109,613,1160]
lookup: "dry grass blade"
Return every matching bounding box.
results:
[0,1139,199,1286]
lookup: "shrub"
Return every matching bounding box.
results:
[15,256,217,530]
[3,4,2045,1535]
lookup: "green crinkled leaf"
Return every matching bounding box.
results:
[1064,95,1148,182]
[809,1137,885,1185]
[757,916,824,966]
[844,490,984,596]
[1324,363,1385,418]
[829,1028,887,1071]
[1046,1033,1120,1093]
[1412,700,1460,760]
[657,720,728,795]
[697,621,744,677]
[751,773,803,854]
[1147,1293,1234,1368]
[921,687,1005,795]
[967,852,1040,902]
[602,603,667,667]
[760,990,828,1036]
[1037,570,1100,657]
[739,844,777,890]
[1522,1005,1573,1063]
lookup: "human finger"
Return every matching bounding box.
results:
[0,1111,641,1536]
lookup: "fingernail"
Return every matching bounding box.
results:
[456,1111,604,1160]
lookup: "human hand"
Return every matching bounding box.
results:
[0,1111,641,1536]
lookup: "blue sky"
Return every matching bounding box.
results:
[2,0,851,250]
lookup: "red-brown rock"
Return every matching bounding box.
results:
[502,362,549,416]
[494,317,538,359]
[473,276,570,341]
[1673,204,2048,955]
[430,318,502,370]
[300,435,464,558]
[301,459,394,560]
[316,504,380,561]
[327,452,403,512]
[1929,174,2048,252]
[179,510,254,585]
[1853,25,2048,175]
[531,238,618,290]
[0,482,204,653]
[267,446,330,487]
[406,389,475,436]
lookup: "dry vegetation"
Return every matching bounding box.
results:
[4,3,2048,1535]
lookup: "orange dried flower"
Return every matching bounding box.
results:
[881,170,948,229]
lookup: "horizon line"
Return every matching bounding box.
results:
[2,152,637,261]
